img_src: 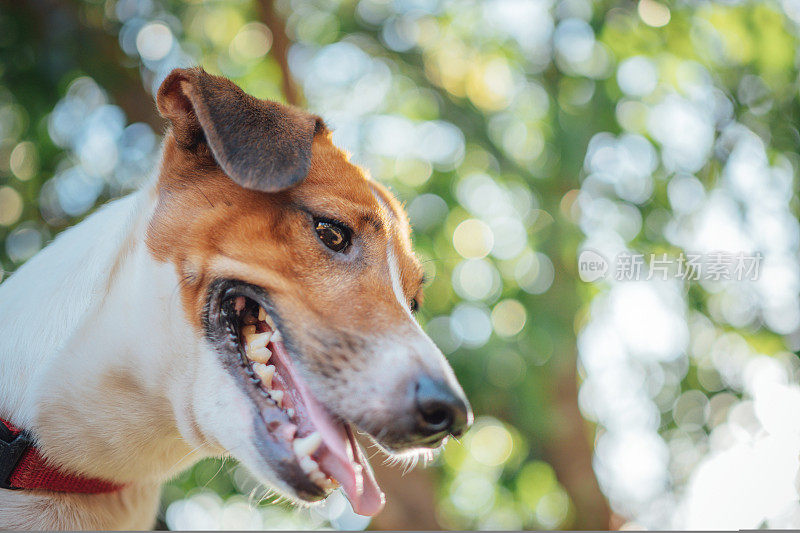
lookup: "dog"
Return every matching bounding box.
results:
[0,67,472,530]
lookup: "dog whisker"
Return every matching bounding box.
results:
[201,458,227,489]
[401,455,419,476]
[164,440,210,475]
[252,485,275,507]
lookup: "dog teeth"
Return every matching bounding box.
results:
[246,345,272,364]
[253,363,275,387]
[258,306,278,330]
[299,455,318,474]
[245,331,272,347]
[270,389,284,406]
[309,470,337,490]
[241,325,256,336]
[297,451,336,489]
[271,329,283,342]
[286,428,337,491]
[286,408,295,418]
[293,431,322,457]
[278,423,297,441]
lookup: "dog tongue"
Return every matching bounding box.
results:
[270,341,385,516]
[312,420,385,517]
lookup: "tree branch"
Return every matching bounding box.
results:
[255,0,302,106]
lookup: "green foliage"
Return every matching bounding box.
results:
[1,0,799,530]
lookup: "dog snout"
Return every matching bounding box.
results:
[329,334,473,451]
[412,374,472,446]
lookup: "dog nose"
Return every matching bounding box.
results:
[414,375,471,442]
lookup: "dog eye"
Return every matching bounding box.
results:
[315,219,350,252]
[410,298,419,313]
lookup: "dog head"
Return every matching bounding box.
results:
[147,68,472,515]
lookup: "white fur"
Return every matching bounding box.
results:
[386,246,458,378]
[387,247,413,318]
[0,182,289,529]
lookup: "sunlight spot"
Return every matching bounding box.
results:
[470,423,514,467]
[491,299,527,337]
[0,186,23,226]
[453,218,494,259]
[638,0,671,27]
[136,22,174,61]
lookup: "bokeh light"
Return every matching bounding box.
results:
[1,0,799,530]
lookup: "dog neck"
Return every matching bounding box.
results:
[0,181,222,528]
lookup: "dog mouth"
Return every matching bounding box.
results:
[206,280,385,516]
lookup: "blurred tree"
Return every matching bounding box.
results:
[3,0,798,530]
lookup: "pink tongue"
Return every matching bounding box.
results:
[270,342,385,516]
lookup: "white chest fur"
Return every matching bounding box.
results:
[0,187,222,529]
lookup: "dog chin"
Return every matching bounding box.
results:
[239,447,326,506]
[186,361,331,506]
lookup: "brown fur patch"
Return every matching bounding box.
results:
[146,129,424,375]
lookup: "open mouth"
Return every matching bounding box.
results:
[206,280,385,516]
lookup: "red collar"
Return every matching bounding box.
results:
[0,418,124,494]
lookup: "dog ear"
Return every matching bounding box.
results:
[156,67,325,192]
